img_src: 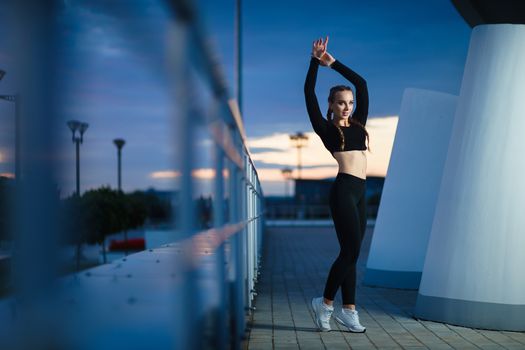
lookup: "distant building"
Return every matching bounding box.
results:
[265,176,385,220]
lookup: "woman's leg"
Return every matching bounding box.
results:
[323,176,363,305]
[340,187,367,307]
[357,187,367,241]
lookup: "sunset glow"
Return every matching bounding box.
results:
[249,115,399,181]
[147,116,398,195]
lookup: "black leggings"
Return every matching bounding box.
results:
[323,172,367,305]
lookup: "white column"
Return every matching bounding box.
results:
[415,24,525,331]
[364,88,457,289]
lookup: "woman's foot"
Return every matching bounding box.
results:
[334,308,366,333]
[311,297,334,332]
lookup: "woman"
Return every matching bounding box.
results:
[305,36,370,333]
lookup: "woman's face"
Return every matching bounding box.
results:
[330,90,354,119]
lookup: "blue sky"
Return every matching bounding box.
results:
[0,0,472,196]
[202,0,471,132]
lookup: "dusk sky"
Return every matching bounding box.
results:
[0,0,472,196]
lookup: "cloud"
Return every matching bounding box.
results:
[150,170,180,179]
[365,115,399,176]
[247,132,336,167]
[149,168,230,180]
[191,168,230,180]
[250,147,286,154]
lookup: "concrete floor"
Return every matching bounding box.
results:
[245,225,525,350]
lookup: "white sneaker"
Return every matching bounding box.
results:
[334,308,366,333]
[311,297,334,332]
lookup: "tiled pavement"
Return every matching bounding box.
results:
[244,225,525,350]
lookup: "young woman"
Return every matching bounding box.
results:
[305,36,370,333]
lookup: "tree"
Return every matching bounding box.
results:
[128,190,171,225]
[125,192,149,229]
[61,187,163,267]
[60,194,88,270]
[82,187,124,263]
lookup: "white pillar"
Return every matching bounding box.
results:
[364,88,457,289]
[415,24,525,331]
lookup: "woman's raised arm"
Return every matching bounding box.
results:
[304,38,329,138]
[329,59,369,126]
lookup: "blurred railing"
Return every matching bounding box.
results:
[0,1,264,349]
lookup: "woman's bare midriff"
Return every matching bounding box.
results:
[332,150,367,179]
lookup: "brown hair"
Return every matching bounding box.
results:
[326,85,371,152]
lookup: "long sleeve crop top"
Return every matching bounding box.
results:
[304,56,369,153]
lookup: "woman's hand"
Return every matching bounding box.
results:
[311,36,328,60]
[311,36,335,66]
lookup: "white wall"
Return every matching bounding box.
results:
[415,24,525,331]
[364,88,457,289]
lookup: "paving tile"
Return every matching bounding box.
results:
[501,331,525,344]
[273,345,299,350]
[247,344,271,350]
[504,346,525,350]
[245,226,525,350]
[421,343,454,350]
[298,346,326,350]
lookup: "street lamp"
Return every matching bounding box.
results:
[281,168,293,197]
[289,132,308,179]
[113,138,127,255]
[113,138,125,192]
[67,120,89,196]
[0,69,20,182]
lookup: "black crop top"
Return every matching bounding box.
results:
[304,56,369,153]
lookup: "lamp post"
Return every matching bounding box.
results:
[289,132,308,179]
[281,168,293,197]
[67,120,89,196]
[0,69,20,182]
[113,138,127,255]
[113,138,125,192]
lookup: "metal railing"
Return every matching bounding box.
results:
[0,1,264,349]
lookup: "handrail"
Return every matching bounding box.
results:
[1,1,266,350]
